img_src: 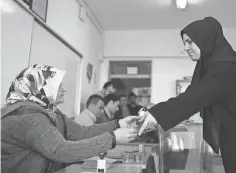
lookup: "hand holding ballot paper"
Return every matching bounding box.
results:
[137,107,158,136]
[119,106,159,137]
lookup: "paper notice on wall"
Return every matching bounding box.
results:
[127,66,138,74]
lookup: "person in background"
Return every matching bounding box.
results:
[96,81,116,98]
[97,94,120,123]
[1,64,143,173]
[74,94,105,126]
[127,92,142,115]
[115,94,130,119]
[138,17,236,173]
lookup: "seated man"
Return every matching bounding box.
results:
[96,81,116,98]
[115,94,130,119]
[127,92,142,116]
[74,94,104,126]
[97,94,120,123]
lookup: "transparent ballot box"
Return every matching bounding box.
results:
[157,124,215,173]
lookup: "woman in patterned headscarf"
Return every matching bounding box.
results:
[4,64,65,122]
[1,64,140,173]
[6,65,63,106]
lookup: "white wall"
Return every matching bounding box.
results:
[1,0,34,105]
[28,21,82,116]
[102,27,236,103]
[1,0,104,108]
[104,30,185,57]
[151,58,196,103]
[104,28,236,57]
[224,28,236,49]
[47,0,104,107]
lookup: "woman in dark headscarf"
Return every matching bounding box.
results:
[138,17,236,173]
[1,64,140,173]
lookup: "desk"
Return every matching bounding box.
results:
[54,153,152,173]
[109,142,158,154]
[107,152,150,169]
[54,164,142,173]
[108,142,159,173]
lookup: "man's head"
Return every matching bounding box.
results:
[104,94,120,118]
[86,94,105,117]
[128,92,137,105]
[102,81,116,96]
[119,94,128,107]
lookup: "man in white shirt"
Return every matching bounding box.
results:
[74,94,104,126]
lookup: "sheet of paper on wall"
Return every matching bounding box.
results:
[127,66,138,74]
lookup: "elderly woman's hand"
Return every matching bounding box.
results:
[113,128,138,143]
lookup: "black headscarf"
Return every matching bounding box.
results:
[180,16,236,84]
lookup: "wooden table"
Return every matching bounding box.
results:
[108,142,159,173]
[53,164,142,173]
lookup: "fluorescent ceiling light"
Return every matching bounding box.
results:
[176,0,188,9]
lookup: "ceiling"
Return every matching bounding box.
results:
[84,0,236,30]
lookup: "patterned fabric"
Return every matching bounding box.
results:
[6,64,65,110]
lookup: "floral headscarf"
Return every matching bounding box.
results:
[6,64,65,110]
